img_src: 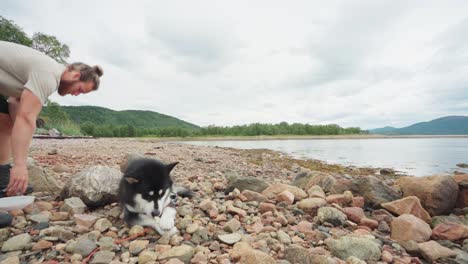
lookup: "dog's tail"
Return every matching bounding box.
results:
[173,185,195,198]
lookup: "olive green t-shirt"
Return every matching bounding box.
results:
[0,41,66,105]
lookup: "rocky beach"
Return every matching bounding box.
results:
[0,138,467,264]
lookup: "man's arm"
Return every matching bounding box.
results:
[6,89,42,196]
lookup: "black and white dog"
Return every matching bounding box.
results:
[118,158,193,236]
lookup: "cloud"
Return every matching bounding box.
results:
[2,0,468,128]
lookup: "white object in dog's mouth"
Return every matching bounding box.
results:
[0,196,35,211]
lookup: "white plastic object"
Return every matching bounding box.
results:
[0,196,35,211]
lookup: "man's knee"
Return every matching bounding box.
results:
[0,114,13,135]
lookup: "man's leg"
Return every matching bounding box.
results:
[0,95,33,198]
[0,96,13,196]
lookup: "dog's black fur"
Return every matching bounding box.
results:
[117,158,193,234]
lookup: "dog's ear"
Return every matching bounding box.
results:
[166,162,179,173]
[125,177,139,184]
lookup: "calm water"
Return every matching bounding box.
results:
[177,138,468,176]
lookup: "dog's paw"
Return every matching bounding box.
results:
[159,215,175,231]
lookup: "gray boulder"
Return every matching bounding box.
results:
[326,236,381,261]
[60,166,122,208]
[225,176,269,194]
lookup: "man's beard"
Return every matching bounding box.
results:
[58,80,78,96]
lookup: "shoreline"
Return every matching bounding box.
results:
[140,134,468,141]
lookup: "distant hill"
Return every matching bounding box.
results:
[368,126,398,134]
[370,116,468,135]
[60,105,199,129]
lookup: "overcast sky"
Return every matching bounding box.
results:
[3,0,468,129]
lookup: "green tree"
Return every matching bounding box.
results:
[31,33,70,64]
[0,16,32,46]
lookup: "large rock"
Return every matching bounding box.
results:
[60,166,122,208]
[284,245,335,264]
[455,174,468,208]
[292,171,337,193]
[28,164,62,194]
[381,196,431,223]
[317,207,347,226]
[431,215,468,228]
[348,176,401,208]
[396,175,459,216]
[158,245,194,264]
[418,240,457,262]
[432,222,468,241]
[325,236,381,261]
[231,242,277,264]
[390,214,432,242]
[1,233,31,252]
[225,176,269,194]
[261,184,307,201]
[297,198,327,212]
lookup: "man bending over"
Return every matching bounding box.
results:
[0,40,103,197]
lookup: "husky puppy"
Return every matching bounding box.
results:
[118,158,193,236]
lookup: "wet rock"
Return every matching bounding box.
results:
[60,197,87,215]
[397,175,459,216]
[61,166,122,208]
[1,233,31,252]
[418,240,457,262]
[390,214,432,243]
[225,176,269,194]
[325,236,381,261]
[317,207,347,226]
[262,184,307,201]
[381,196,431,223]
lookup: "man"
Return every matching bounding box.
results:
[0,40,103,197]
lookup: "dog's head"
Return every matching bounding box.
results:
[122,158,178,217]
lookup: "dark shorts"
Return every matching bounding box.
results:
[0,95,9,114]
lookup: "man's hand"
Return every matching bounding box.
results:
[6,165,28,196]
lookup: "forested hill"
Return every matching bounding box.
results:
[369,116,468,135]
[60,105,199,129]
